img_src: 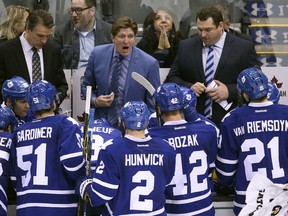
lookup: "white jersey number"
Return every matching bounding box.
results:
[130,171,154,211]
[170,150,208,195]
[91,134,104,162]
[17,144,48,187]
[242,137,284,181]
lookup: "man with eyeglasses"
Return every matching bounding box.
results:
[53,0,112,69]
[81,16,160,130]
[166,6,260,126]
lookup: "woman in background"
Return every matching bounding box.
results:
[0,5,30,42]
[137,8,184,68]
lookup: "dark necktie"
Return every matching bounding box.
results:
[108,55,123,126]
[32,47,42,82]
[204,46,215,118]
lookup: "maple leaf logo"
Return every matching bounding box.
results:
[271,76,283,89]
[77,112,85,122]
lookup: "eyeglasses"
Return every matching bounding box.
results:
[70,7,91,15]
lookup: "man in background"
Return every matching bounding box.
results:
[0,9,68,106]
[53,0,112,69]
[166,6,259,126]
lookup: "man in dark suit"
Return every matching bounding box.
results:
[166,6,260,126]
[0,9,68,105]
[53,0,112,69]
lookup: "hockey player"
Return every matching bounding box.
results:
[76,101,176,215]
[10,80,85,215]
[0,107,17,216]
[1,76,30,126]
[215,67,288,215]
[149,83,219,215]
[267,81,280,104]
[80,118,122,216]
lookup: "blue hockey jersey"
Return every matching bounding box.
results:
[80,123,122,171]
[149,119,219,215]
[10,115,85,216]
[87,135,176,215]
[0,131,12,216]
[216,102,288,215]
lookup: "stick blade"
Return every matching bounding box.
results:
[131,72,155,96]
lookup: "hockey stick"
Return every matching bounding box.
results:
[131,72,161,126]
[77,86,94,216]
[131,72,155,96]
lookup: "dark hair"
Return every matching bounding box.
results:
[138,10,183,67]
[26,9,54,31]
[196,6,223,27]
[85,0,96,8]
[111,16,138,37]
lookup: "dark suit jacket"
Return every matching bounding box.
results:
[166,33,260,126]
[53,19,112,69]
[0,35,68,103]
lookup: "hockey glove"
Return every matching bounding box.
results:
[76,176,93,201]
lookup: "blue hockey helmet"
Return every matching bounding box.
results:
[237,67,269,100]
[0,106,18,130]
[179,86,197,109]
[27,80,57,112]
[94,118,111,127]
[2,76,29,103]
[120,101,150,130]
[267,82,280,104]
[154,83,183,112]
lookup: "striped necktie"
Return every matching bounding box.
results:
[108,55,123,126]
[204,46,215,118]
[32,47,42,82]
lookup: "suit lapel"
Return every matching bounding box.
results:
[13,38,30,81]
[214,34,235,78]
[195,41,205,81]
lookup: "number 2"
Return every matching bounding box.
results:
[170,150,208,196]
[130,171,154,211]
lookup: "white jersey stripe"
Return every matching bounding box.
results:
[17,189,75,196]
[166,190,211,204]
[17,202,77,209]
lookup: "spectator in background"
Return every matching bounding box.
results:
[0,9,68,106]
[53,0,112,69]
[137,8,184,68]
[214,4,252,41]
[166,6,260,126]
[81,16,160,128]
[0,5,30,43]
